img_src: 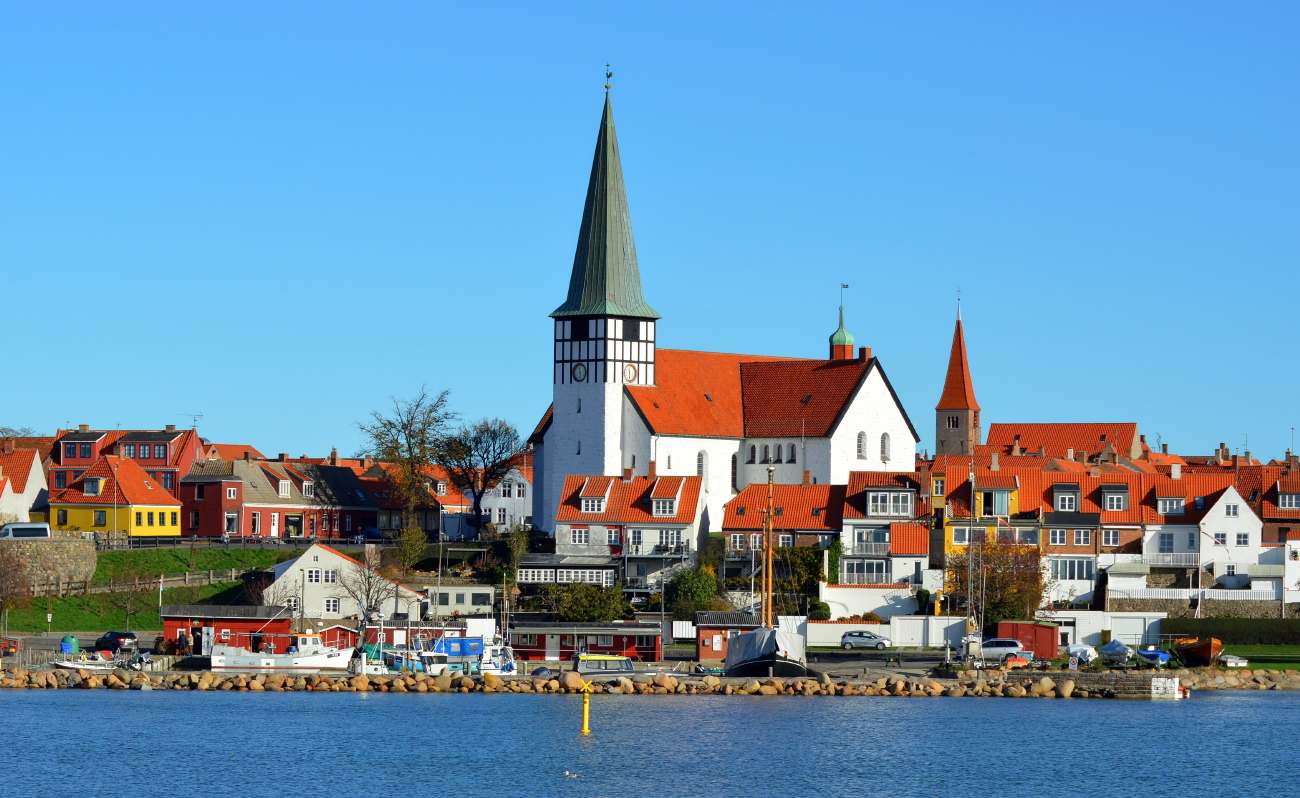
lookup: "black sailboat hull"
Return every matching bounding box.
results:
[724,654,806,678]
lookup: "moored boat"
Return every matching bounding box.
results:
[210,632,353,673]
[52,650,118,672]
[723,627,807,678]
[1174,637,1222,667]
[1135,646,1171,668]
[1098,639,1132,666]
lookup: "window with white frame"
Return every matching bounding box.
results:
[606,528,620,545]
[302,482,314,499]
[1224,504,1239,517]
[307,569,320,583]
[730,533,744,549]
[1225,563,1236,576]
[570,528,590,545]
[1214,533,1226,545]
[880,433,891,462]
[1057,494,1077,511]
[630,529,643,548]
[323,569,337,584]
[1187,532,1196,548]
[1074,529,1091,546]
[581,498,604,513]
[598,635,613,646]
[1158,533,1173,553]
[652,499,675,517]
[1103,529,1119,546]
[778,534,793,548]
[286,596,300,612]
[1236,533,1249,546]
[1049,529,1066,545]
[278,480,290,498]
[1280,494,1300,509]
[1158,498,1184,515]
[436,482,447,496]
[227,487,237,500]
[934,478,945,496]
[516,569,556,583]
[952,527,969,545]
[501,482,512,498]
[324,598,340,614]
[869,492,912,517]
[664,529,682,547]
[1017,528,1039,545]
[517,483,525,498]
[856,432,867,458]
[1050,559,1095,581]
[497,508,506,524]
[1105,493,1125,511]
[749,533,762,550]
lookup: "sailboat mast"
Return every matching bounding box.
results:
[764,465,775,628]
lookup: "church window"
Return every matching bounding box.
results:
[577,441,581,455]
[775,445,783,463]
[731,454,738,490]
[577,398,581,413]
[667,455,672,469]
[947,416,959,430]
[697,451,707,488]
[856,432,867,459]
[787,443,796,464]
[747,446,756,464]
[880,433,891,462]
[762,445,771,464]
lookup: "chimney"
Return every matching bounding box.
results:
[1231,455,1239,468]
[1244,450,1251,464]
[1090,466,1101,478]
[622,467,633,482]
[1216,442,1229,465]
[165,424,176,433]
[1012,434,1022,457]
[1140,434,1146,445]
[1288,449,1299,467]
[1,439,12,454]
[78,424,89,432]
[243,451,251,461]
[329,446,338,466]
[1172,463,1182,480]
[112,443,123,457]
[990,452,1000,471]
[802,469,811,487]
[857,346,871,362]
[647,461,657,480]
[1162,443,1169,455]
[1076,449,1087,463]
[278,453,288,462]
[1037,446,1045,458]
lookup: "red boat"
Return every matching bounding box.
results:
[1174,637,1222,666]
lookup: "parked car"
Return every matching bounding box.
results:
[0,522,50,539]
[840,630,892,650]
[93,631,139,653]
[349,528,383,544]
[979,638,1025,662]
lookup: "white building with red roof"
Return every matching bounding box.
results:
[0,441,48,522]
[530,93,919,536]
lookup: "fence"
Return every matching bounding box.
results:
[30,568,260,598]
[1108,587,1283,601]
[92,535,394,552]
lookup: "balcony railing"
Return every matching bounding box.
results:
[837,572,892,586]
[1142,552,1202,567]
[626,543,689,557]
[845,542,891,556]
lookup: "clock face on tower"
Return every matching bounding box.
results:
[623,363,637,383]
[571,363,587,382]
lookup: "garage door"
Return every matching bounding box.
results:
[892,616,925,647]
[1111,618,1146,647]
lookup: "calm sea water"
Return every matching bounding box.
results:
[6,689,1293,797]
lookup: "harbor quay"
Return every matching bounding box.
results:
[4,663,1297,698]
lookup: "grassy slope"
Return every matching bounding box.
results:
[93,548,300,580]
[4,582,245,634]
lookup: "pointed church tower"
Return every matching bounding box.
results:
[547,91,658,499]
[935,311,980,455]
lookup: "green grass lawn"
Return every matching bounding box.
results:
[1223,645,1300,656]
[93,547,302,580]
[4,581,245,634]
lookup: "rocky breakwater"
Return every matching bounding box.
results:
[1178,667,1300,691]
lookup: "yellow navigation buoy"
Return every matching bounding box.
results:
[580,679,594,735]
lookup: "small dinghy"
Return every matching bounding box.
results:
[1174,637,1222,667]
[1098,639,1132,666]
[1135,646,1171,668]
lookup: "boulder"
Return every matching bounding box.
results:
[743,680,762,695]
[617,676,635,694]
[757,685,779,696]
[1006,684,1026,698]
[561,671,585,691]
[483,672,501,689]
[457,676,477,691]
[546,679,561,692]
[702,675,720,689]
[1032,677,1056,696]
[652,672,673,690]
[248,680,264,691]
[350,675,370,690]
[1057,680,1075,699]
[944,686,966,697]
[819,672,832,687]
[432,672,453,691]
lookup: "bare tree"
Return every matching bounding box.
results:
[0,426,39,437]
[337,548,403,645]
[103,562,152,632]
[357,387,454,531]
[0,548,30,616]
[436,418,521,533]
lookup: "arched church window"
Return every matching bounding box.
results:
[748,446,756,464]
[667,455,672,469]
[856,432,866,459]
[880,433,891,462]
[787,443,797,464]
[947,415,958,430]
[762,445,771,464]
[577,398,581,413]
[731,454,738,490]
[775,445,783,463]
[577,440,581,455]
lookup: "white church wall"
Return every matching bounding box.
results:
[650,434,743,537]
[541,380,623,533]
[828,368,916,484]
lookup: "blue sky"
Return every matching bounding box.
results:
[3,3,1298,459]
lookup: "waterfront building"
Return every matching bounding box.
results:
[508,618,662,662]
[721,482,847,587]
[265,543,424,621]
[48,454,183,537]
[529,92,919,537]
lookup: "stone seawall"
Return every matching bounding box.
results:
[0,539,96,585]
[1109,598,1300,619]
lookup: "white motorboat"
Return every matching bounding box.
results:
[210,633,353,673]
[52,650,118,672]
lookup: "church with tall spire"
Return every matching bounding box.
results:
[934,309,980,455]
[530,92,920,534]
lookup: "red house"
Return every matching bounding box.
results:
[160,604,293,655]
[508,620,662,662]
[50,425,204,497]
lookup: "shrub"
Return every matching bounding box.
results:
[808,600,831,621]
[914,588,930,613]
[1162,618,1300,646]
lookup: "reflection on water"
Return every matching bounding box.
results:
[5,689,1291,797]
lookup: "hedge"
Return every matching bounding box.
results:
[1161,618,1300,646]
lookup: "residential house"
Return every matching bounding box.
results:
[180,456,378,539]
[357,473,441,537]
[840,471,931,586]
[720,481,846,584]
[508,619,662,662]
[267,543,424,621]
[48,424,204,497]
[694,611,761,662]
[476,452,535,530]
[48,455,183,538]
[0,442,48,522]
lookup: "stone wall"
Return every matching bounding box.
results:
[1108,598,1194,617]
[0,539,96,585]
[1003,670,1168,696]
[1109,597,1298,619]
[1146,569,1192,589]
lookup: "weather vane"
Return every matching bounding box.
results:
[957,286,962,319]
[605,63,612,91]
[840,283,849,306]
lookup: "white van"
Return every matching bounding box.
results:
[0,522,52,539]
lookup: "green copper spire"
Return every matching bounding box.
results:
[830,306,854,347]
[551,93,660,320]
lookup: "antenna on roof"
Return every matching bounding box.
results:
[177,413,204,429]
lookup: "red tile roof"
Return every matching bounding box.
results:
[936,318,979,411]
[206,444,266,460]
[722,484,846,532]
[49,456,182,506]
[985,423,1140,459]
[843,471,926,520]
[626,349,796,438]
[527,406,553,445]
[555,474,702,525]
[740,359,869,437]
[890,522,930,555]
[6,437,55,462]
[0,449,41,493]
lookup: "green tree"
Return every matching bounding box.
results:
[358,387,455,531]
[808,600,831,621]
[507,524,529,584]
[390,525,429,577]
[542,583,629,622]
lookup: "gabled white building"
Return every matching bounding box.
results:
[530,93,919,536]
[268,543,424,622]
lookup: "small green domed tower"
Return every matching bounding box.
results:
[829,306,854,360]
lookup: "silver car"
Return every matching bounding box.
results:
[979,638,1025,662]
[841,630,892,650]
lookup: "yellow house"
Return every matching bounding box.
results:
[48,455,182,538]
[941,473,1039,559]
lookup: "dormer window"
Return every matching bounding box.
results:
[1280,494,1300,509]
[980,490,1009,517]
[933,478,945,496]
[1158,497,1184,515]
[436,482,447,496]
[278,480,290,498]
[869,492,911,517]
[581,498,604,513]
[302,482,315,499]
[1102,485,1128,512]
[1057,494,1076,511]
[84,478,101,496]
[652,499,675,517]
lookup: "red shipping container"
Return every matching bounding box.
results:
[996,621,1058,660]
